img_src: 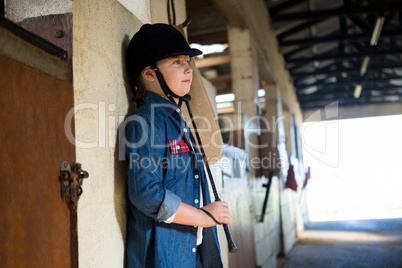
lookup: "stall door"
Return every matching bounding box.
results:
[0,18,77,267]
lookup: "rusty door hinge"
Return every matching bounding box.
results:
[59,161,89,209]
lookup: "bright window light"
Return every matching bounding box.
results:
[258,89,266,97]
[384,96,399,102]
[216,93,235,103]
[190,43,229,55]
[300,86,318,95]
[389,79,402,86]
[216,102,234,109]
[302,115,402,221]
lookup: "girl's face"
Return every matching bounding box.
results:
[156,55,193,97]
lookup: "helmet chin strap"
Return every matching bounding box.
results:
[152,65,184,107]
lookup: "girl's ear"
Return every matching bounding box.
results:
[142,66,155,82]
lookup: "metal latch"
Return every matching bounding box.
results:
[59,161,89,209]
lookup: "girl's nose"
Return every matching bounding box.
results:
[184,62,193,74]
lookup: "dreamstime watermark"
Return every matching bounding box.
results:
[302,101,340,167]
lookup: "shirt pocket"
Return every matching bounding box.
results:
[168,139,190,154]
[166,139,191,177]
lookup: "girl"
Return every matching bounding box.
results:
[123,23,231,268]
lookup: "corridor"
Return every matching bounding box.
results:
[281,218,402,268]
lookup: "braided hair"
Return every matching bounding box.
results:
[134,75,147,108]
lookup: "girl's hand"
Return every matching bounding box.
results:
[199,201,231,227]
[172,201,231,227]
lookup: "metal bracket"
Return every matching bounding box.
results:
[59,161,89,209]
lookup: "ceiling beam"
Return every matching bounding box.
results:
[279,29,402,46]
[271,3,402,21]
[277,18,325,39]
[298,89,402,102]
[287,50,349,73]
[295,75,402,90]
[347,15,371,33]
[268,0,306,16]
[283,45,311,58]
[286,48,402,63]
[273,6,363,21]
[188,30,228,45]
[290,62,402,79]
[298,84,402,96]
[300,97,402,110]
[291,62,340,81]
[194,54,231,68]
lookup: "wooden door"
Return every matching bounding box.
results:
[0,17,76,267]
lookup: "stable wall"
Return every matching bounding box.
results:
[73,1,137,266]
[252,175,282,268]
[210,0,307,265]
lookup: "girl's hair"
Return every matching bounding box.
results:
[134,75,147,108]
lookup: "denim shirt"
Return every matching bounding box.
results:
[123,91,222,268]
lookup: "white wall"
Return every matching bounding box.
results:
[73,1,142,267]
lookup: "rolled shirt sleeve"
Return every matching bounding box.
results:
[158,189,180,222]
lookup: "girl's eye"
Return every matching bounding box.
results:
[173,58,190,64]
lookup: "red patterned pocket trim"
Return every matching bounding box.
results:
[168,139,190,154]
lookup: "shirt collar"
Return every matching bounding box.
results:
[144,91,180,118]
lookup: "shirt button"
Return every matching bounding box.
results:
[176,108,181,113]
[194,174,199,179]
[183,128,188,133]
[194,199,199,204]
[192,248,196,253]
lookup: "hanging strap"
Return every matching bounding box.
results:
[199,208,222,225]
[183,95,237,253]
[167,0,176,25]
[152,65,183,106]
[183,94,238,253]
[183,95,221,202]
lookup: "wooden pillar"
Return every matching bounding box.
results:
[228,26,260,179]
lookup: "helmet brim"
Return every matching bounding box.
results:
[158,48,203,60]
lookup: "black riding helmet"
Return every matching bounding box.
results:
[126,23,202,103]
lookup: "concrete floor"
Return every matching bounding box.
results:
[281,218,402,268]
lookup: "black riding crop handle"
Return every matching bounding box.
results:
[183,95,238,253]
